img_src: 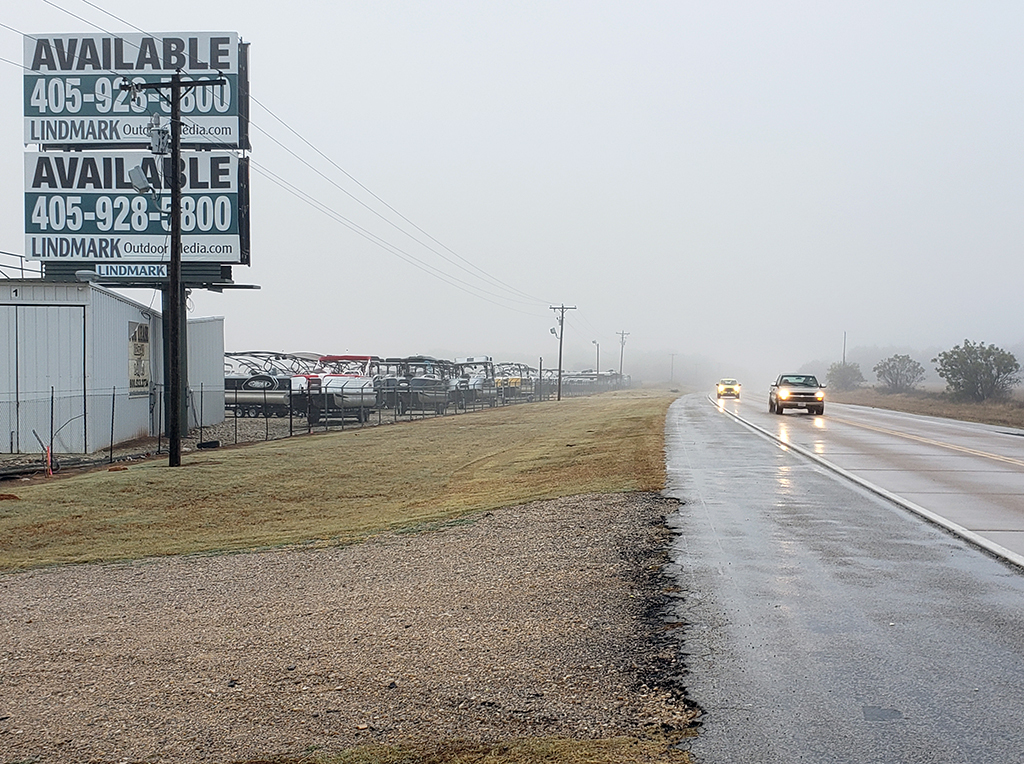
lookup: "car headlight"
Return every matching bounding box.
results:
[718,385,725,392]
[778,389,790,400]
[816,391,825,400]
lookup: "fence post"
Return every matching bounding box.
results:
[109,386,116,463]
[49,386,54,470]
[200,382,205,445]
[157,387,162,454]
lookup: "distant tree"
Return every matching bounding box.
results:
[826,361,865,391]
[932,339,1021,402]
[873,354,925,393]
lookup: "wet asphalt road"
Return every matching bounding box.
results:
[663,393,1024,763]
[718,393,1024,561]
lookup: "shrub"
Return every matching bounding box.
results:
[826,361,865,391]
[873,354,925,393]
[932,340,1021,402]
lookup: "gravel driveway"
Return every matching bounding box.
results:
[0,493,693,763]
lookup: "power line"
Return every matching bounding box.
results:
[250,96,552,306]
[249,160,547,317]
[248,119,543,307]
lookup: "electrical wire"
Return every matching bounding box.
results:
[250,96,552,306]
[249,160,548,317]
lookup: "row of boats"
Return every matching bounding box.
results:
[224,352,542,422]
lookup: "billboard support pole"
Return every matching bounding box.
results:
[121,71,225,467]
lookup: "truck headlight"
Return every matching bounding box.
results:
[816,391,825,400]
[778,389,790,400]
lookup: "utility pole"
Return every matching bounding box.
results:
[843,331,847,365]
[592,340,600,375]
[121,71,225,467]
[617,330,630,382]
[550,305,576,401]
[670,353,676,383]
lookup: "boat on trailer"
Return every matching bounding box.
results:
[294,355,381,424]
[452,356,498,408]
[225,351,320,417]
[377,356,452,415]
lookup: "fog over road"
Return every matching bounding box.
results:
[664,394,1024,762]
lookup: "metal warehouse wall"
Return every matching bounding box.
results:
[186,315,225,430]
[0,280,224,455]
[0,282,91,454]
[86,284,160,452]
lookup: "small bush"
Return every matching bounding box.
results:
[826,362,865,391]
[873,354,925,393]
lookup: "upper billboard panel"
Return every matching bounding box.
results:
[24,33,249,150]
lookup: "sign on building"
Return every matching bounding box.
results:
[24,32,249,150]
[128,320,150,396]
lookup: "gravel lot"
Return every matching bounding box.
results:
[0,492,694,763]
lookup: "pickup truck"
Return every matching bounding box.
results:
[769,374,825,415]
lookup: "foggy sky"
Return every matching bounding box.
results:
[2,1,1022,387]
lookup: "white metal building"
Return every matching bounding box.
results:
[0,280,224,455]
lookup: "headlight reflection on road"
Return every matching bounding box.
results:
[775,464,793,497]
[811,414,827,452]
[777,421,791,445]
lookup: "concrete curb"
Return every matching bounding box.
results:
[708,395,1024,572]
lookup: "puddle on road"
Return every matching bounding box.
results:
[862,705,903,722]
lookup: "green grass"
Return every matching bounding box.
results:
[0,388,675,571]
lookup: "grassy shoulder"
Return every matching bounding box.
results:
[828,387,1024,429]
[0,389,677,571]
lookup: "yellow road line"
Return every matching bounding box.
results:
[827,415,1024,469]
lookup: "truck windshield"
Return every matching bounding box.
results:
[781,376,818,386]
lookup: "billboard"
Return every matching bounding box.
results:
[24,32,249,150]
[25,151,249,264]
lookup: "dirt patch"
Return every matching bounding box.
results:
[0,493,696,764]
